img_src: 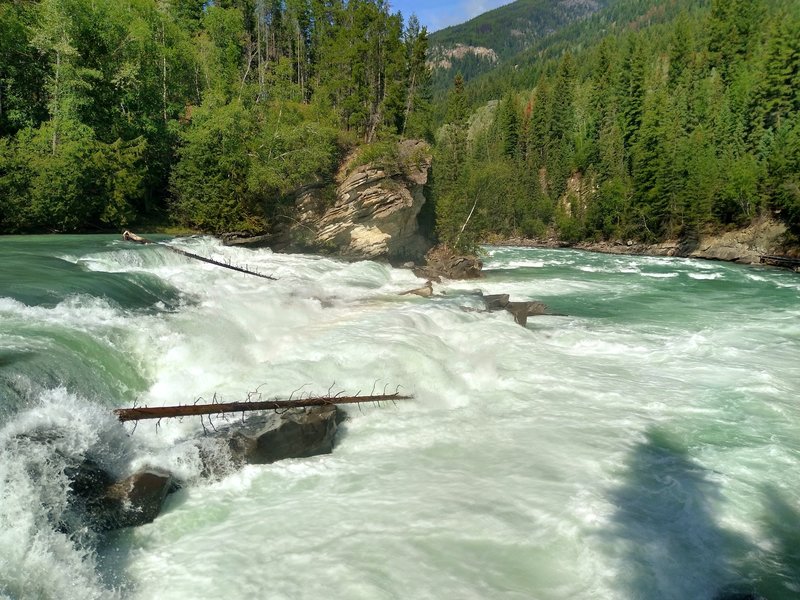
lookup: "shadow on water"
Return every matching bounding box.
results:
[750,485,800,599]
[602,428,765,600]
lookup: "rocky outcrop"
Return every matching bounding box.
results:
[413,245,483,280]
[58,406,340,532]
[573,219,792,264]
[270,140,433,263]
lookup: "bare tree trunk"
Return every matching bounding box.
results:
[161,20,168,123]
[52,48,61,154]
[115,393,412,422]
[256,2,264,99]
[454,197,479,249]
[402,71,416,136]
[239,40,256,101]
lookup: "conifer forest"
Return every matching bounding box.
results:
[1,0,798,250]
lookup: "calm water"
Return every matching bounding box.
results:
[1,235,798,600]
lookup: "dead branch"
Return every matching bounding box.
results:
[114,393,413,422]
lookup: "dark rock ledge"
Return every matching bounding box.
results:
[65,406,340,532]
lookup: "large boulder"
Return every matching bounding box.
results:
[94,469,175,530]
[205,406,339,469]
[65,458,175,531]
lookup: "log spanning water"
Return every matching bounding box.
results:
[114,393,414,422]
[122,231,277,280]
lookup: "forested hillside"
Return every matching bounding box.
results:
[0,0,432,234]
[428,0,609,96]
[433,0,800,250]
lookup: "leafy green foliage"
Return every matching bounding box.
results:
[170,100,339,233]
[0,0,433,233]
[0,120,144,232]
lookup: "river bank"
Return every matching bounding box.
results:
[489,218,800,270]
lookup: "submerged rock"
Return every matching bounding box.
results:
[505,301,548,327]
[714,592,767,600]
[479,292,550,326]
[483,294,510,310]
[400,281,434,297]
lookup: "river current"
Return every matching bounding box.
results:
[0,235,798,600]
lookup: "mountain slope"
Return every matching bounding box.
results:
[428,0,610,90]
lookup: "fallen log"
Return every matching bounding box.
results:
[114,393,413,422]
[122,231,276,280]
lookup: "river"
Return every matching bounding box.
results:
[1,235,798,600]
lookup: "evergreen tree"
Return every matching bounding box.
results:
[495,93,519,159]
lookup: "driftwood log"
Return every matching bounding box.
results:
[115,393,413,422]
[122,231,276,280]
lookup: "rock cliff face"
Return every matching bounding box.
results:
[574,218,792,264]
[272,139,433,263]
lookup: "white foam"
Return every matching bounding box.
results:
[3,239,800,600]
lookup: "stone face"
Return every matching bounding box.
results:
[272,140,433,262]
[573,218,791,265]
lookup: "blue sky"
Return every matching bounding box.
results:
[390,0,514,32]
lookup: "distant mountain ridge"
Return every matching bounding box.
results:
[428,0,610,87]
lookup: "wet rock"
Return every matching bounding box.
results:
[221,232,272,248]
[478,292,550,326]
[54,407,338,532]
[95,469,176,530]
[400,281,433,297]
[413,245,483,280]
[482,294,510,310]
[210,406,338,467]
[65,458,175,531]
[505,301,548,327]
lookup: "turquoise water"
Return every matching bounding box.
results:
[1,236,798,599]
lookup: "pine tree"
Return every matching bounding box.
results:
[495,93,519,158]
